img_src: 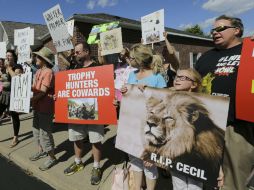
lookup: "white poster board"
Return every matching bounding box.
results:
[14,28,34,46]
[0,42,6,59]
[43,4,74,52]
[100,27,123,56]
[10,72,32,113]
[66,19,74,37]
[14,27,32,63]
[141,9,164,44]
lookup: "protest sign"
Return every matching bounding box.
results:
[66,19,74,37]
[55,64,117,124]
[141,9,164,44]
[87,21,119,44]
[43,4,73,52]
[100,28,123,56]
[14,27,32,63]
[0,42,6,59]
[116,85,229,187]
[10,72,32,113]
[236,38,254,122]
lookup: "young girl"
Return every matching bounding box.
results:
[121,44,166,190]
[171,68,203,190]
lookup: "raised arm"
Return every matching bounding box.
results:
[163,31,180,71]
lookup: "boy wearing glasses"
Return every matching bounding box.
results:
[195,15,254,190]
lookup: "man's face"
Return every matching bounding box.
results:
[74,44,89,64]
[211,19,240,49]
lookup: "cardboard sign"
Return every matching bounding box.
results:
[55,64,117,124]
[100,28,123,56]
[66,19,74,37]
[14,27,32,63]
[0,42,6,59]
[141,9,165,44]
[9,72,32,113]
[14,27,34,46]
[43,4,73,52]
[236,38,254,122]
[116,86,229,187]
[87,21,119,44]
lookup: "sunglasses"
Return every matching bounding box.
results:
[174,75,195,82]
[210,26,236,34]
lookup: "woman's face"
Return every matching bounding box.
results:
[0,59,4,69]
[6,52,15,64]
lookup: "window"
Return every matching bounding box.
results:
[190,52,201,68]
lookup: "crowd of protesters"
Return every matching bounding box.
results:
[0,14,253,190]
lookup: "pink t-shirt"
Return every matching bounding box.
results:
[32,68,54,114]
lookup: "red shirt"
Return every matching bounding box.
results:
[32,68,54,114]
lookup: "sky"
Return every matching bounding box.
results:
[0,0,254,36]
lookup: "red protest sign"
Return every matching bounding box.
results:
[55,64,117,125]
[236,38,254,122]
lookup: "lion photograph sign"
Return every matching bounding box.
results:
[115,85,229,187]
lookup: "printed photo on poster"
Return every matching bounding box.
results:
[100,27,123,56]
[68,98,98,120]
[116,85,229,187]
[141,9,164,44]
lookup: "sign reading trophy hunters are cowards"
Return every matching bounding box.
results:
[141,9,164,45]
[55,65,117,125]
[10,72,32,113]
[116,85,229,187]
[43,4,73,52]
[236,38,254,122]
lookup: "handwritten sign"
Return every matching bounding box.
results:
[141,9,165,44]
[66,19,74,37]
[10,72,32,113]
[0,42,6,59]
[14,27,33,63]
[43,4,73,52]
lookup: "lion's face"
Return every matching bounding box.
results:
[144,93,201,149]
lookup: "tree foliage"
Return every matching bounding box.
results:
[184,24,205,36]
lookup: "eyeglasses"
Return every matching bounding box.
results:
[174,75,195,82]
[210,26,236,34]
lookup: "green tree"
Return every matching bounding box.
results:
[184,24,205,36]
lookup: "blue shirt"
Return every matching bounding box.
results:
[127,71,166,88]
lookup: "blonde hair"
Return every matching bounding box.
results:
[177,68,202,92]
[129,44,166,76]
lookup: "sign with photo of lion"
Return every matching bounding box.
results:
[115,85,229,187]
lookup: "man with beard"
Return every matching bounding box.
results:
[64,42,104,185]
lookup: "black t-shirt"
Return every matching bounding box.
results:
[195,44,242,123]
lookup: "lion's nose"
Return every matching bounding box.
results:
[147,121,157,128]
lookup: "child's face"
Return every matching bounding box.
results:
[173,70,197,92]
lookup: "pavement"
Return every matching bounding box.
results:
[0,113,172,190]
